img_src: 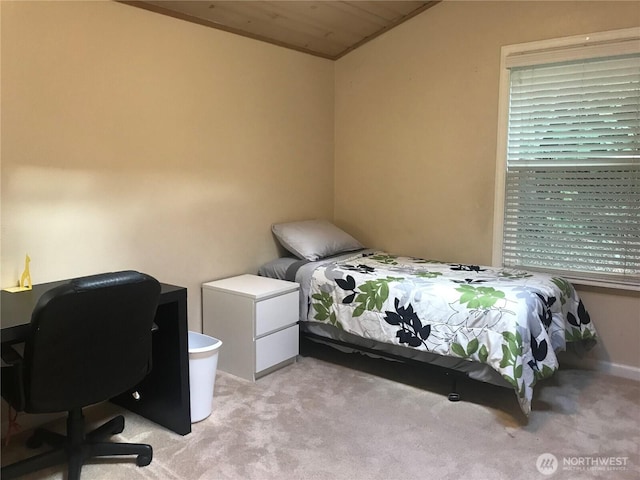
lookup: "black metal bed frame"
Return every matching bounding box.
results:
[300,330,464,402]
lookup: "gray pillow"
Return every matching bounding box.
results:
[272,220,363,261]
[257,257,298,280]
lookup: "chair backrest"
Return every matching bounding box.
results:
[22,271,161,413]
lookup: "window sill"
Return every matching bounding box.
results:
[558,276,639,293]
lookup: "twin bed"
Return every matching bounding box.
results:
[259,220,598,416]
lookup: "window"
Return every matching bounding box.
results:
[493,28,640,289]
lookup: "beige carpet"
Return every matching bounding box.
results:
[2,345,639,480]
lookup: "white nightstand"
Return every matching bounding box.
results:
[202,274,299,381]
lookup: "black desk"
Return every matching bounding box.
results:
[1,280,192,436]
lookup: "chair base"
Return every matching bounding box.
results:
[1,409,152,480]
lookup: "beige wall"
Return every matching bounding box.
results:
[334,1,640,375]
[1,1,638,378]
[1,0,335,331]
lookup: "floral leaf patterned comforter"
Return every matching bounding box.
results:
[308,251,597,415]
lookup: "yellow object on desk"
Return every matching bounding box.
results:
[4,254,33,293]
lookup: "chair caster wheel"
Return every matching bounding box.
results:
[136,454,152,467]
[111,416,125,435]
[448,392,460,402]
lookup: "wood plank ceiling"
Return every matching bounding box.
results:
[122,1,440,60]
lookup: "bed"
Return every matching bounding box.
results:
[259,220,598,416]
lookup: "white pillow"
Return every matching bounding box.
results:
[271,220,363,261]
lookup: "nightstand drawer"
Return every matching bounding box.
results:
[255,291,298,337]
[255,324,299,373]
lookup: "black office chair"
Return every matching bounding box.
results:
[1,270,161,480]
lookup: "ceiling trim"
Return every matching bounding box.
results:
[334,1,438,59]
[119,1,440,60]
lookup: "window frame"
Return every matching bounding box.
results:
[492,27,640,291]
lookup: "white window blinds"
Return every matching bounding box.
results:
[504,53,640,287]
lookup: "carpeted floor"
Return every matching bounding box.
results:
[2,344,639,480]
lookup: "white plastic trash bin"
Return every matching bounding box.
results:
[188,331,223,423]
